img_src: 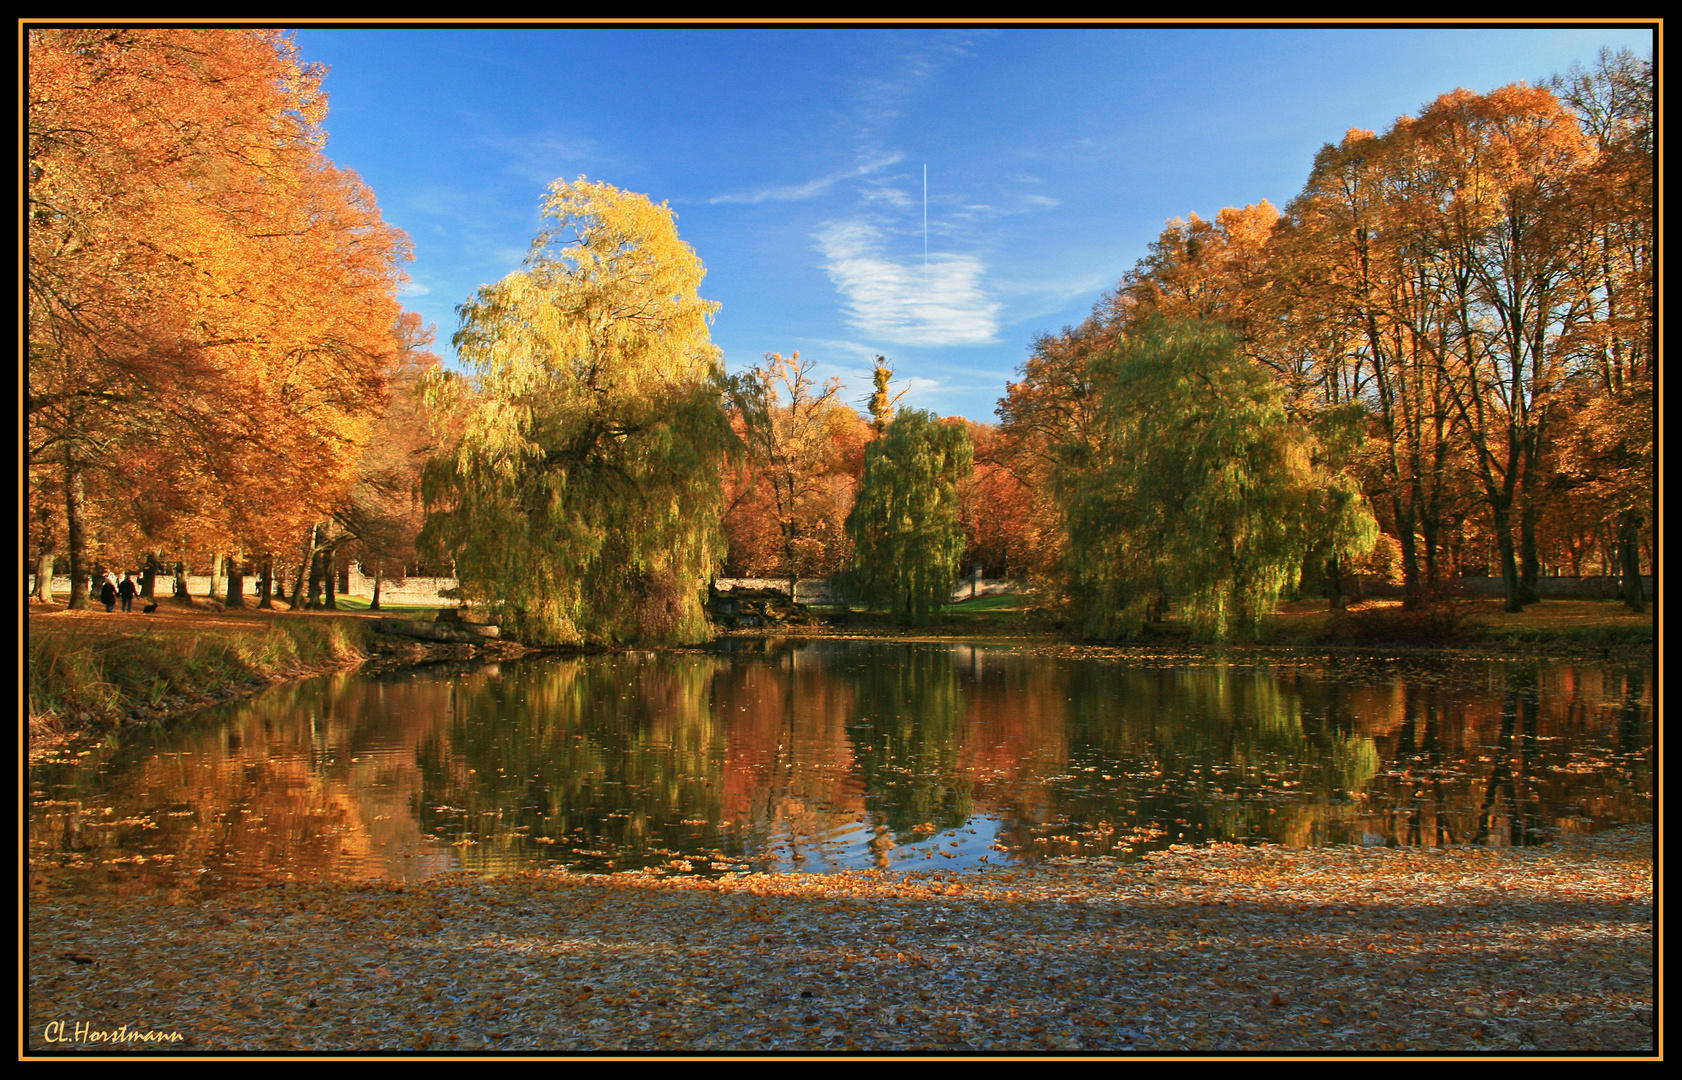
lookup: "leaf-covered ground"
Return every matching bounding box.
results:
[26,826,1653,1056]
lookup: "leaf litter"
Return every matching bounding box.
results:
[26,825,1653,1055]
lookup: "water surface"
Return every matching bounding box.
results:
[29,639,1652,900]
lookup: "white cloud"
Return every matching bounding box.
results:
[490,133,604,186]
[794,338,891,364]
[815,220,999,347]
[858,183,916,210]
[711,153,904,206]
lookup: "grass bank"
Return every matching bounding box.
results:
[1273,596,1658,654]
[29,593,1654,739]
[827,594,1656,655]
[26,604,381,735]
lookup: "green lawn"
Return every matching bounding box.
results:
[941,593,1039,621]
[327,596,443,616]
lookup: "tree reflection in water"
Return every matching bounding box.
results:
[29,643,1653,899]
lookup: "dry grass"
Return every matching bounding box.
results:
[26,601,378,735]
[1269,597,1656,651]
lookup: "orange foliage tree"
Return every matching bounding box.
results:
[724,354,872,586]
[956,421,1035,582]
[327,313,443,610]
[27,29,410,608]
[997,63,1651,626]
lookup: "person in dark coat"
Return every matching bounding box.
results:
[118,573,137,613]
[100,578,118,612]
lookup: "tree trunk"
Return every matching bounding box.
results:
[1518,498,1542,606]
[1394,495,1422,610]
[173,561,189,599]
[64,450,90,611]
[370,565,383,611]
[258,557,274,610]
[209,553,225,601]
[141,552,159,600]
[225,555,246,608]
[293,523,319,609]
[33,552,54,604]
[1490,500,1524,613]
[1324,553,1348,611]
[1420,511,1441,598]
[1618,509,1645,613]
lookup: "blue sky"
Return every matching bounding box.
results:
[293,24,1656,422]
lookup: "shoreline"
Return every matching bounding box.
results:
[714,624,1657,663]
[28,601,1653,759]
[27,608,1655,1056]
[25,825,1655,1055]
[24,602,534,760]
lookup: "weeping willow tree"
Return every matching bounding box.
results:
[845,409,972,624]
[419,178,735,645]
[1060,317,1376,642]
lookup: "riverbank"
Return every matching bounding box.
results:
[24,600,531,758]
[759,593,1657,654]
[722,595,1657,663]
[27,596,1654,758]
[25,825,1653,1056]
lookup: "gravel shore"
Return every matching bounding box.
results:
[26,826,1654,1057]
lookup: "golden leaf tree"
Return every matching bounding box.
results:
[421,178,736,645]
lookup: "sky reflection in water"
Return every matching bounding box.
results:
[29,639,1652,900]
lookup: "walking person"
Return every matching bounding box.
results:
[100,577,117,612]
[118,572,137,613]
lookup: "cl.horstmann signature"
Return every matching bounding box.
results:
[41,1020,184,1045]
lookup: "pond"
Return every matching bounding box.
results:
[28,638,1653,901]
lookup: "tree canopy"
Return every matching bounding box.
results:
[27,28,411,606]
[999,60,1652,626]
[845,410,973,625]
[421,178,735,645]
[1061,318,1376,642]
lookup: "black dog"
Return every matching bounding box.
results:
[143,602,158,613]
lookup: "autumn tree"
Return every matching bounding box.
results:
[1113,204,1279,339]
[1061,318,1376,643]
[845,410,973,624]
[731,352,864,596]
[328,313,442,610]
[996,205,1284,594]
[994,314,1116,591]
[1273,128,1476,608]
[1381,85,1600,611]
[955,421,1035,581]
[1551,48,1655,608]
[421,178,736,645]
[28,29,409,608]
